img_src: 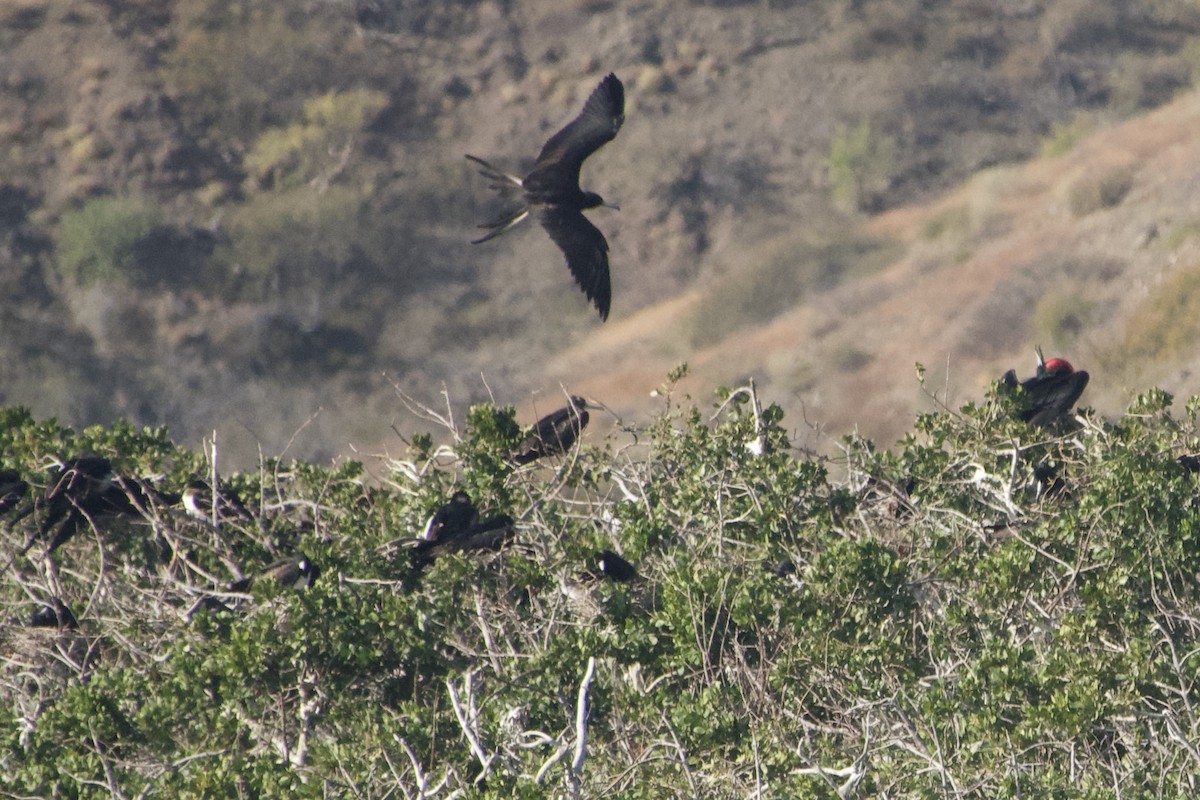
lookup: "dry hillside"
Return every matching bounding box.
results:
[557,88,1200,450]
[2,0,1200,461]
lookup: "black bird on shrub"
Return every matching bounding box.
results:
[229,553,320,592]
[1000,348,1089,427]
[595,549,637,582]
[513,396,591,464]
[422,490,478,543]
[29,598,78,629]
[18,455,152,555]
[182,479,257,528]
[467,73,625,321]
[412,514,516,571]
[765,558,797,578]
[0,468,28,514]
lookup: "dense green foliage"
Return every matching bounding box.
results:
[5,381,1200,796]
[55,196,161,285]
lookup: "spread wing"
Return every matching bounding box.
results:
[525,73,624,194]
[1021,370,1089,425]
[538,207,611,319]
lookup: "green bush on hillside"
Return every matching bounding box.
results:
[55,196,160,285]
[828,116,897,212]
[5,376,1200,795]
[245,89,389,190]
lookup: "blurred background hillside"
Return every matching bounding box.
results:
[4,0,1200,464]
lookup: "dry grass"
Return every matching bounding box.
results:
[1122,262,1200,364]
[1068,166,1135,216]
[686,228,900,348]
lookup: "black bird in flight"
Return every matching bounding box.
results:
[467,73,625,321]
[1000,348,1089,426]
[513,395,592,464]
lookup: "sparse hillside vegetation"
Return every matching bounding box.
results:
[6,377,1200,795]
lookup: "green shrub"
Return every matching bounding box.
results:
[1039,112,1096,158]
[1033,287,1096,348]
[827,116,896,212]
[159,0,365,143]
[245,89,388,189]
[920,204,970,241]
[55,196,160,284]
[9,372,1200,795]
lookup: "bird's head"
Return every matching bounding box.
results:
[1041,357,1075,376]
[1033,345,1075,377]
[581,191,619,211]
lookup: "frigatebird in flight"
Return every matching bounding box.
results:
[1000,348,1089,426]
[467,73,625,321]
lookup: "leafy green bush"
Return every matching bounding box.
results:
[245,89,388,190]
[827,116,896,212]
[54,196,160,284]
[7,373,1200,795]
[1039,112,1097,158]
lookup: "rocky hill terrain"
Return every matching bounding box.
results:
[3,0,1200,463]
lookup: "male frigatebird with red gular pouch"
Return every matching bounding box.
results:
[1001,347,1089,426]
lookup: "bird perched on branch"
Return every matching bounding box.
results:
[15,455,157,555]
[0,468,28,514]
[513,396,592,464]
[1000,348,1089,427]
[181,479,257,528]
[467,73,625,321]
[229,553,320,592]
[29,598,78,629]
[595,549,637,582]
[412,515,516,570]
[421,490,478,543]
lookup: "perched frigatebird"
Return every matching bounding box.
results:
[1001,348,1089,426]
[422,490,478,543]
[19,455,134,554]
[412,514,515,569]
[513,395,591,464]
[182,479,257,528]
[467,73,625,320]
[229,553,320,592]
[29,598,78,629]
[0,468,28,514]
[595,549,637,582]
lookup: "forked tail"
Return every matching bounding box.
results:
[466,154,531,243]
[466,154,524,192]
[471,206,530,244]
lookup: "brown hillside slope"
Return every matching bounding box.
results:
[545,89,1200,449]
